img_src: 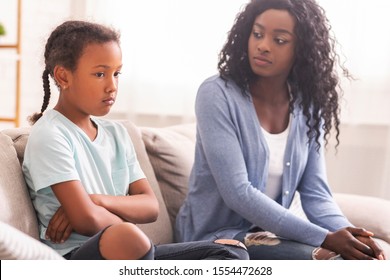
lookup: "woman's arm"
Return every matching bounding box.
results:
[322,227,386,260]
[297,126,385,259]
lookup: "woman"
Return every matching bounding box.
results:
[175,0,385,260]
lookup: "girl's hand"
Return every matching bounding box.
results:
[322,227,385,260]
[46,206,73,244]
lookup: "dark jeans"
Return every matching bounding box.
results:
[234,230,342,260]
[64,229,249,260]
[154,240,249,260]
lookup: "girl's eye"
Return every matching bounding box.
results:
[95,72,104,78]
[114,71,122,78]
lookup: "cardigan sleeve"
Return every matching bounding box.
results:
[297,134,352,231]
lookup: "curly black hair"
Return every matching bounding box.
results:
[29,20,120,124]
[218,0,351,148]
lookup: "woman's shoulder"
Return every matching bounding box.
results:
[200,74,238,90]
[197,74,244,101]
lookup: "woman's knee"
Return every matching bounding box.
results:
[99,223,153,260]
[213,239,250,260]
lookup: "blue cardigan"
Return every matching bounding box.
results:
[175,75,352,247]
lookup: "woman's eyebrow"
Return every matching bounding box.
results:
[253,23,294,36]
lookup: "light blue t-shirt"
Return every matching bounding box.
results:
[22,110,145,256]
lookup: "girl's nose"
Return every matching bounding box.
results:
[106,76,118,93]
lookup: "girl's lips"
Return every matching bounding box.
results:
[103,98,115,105]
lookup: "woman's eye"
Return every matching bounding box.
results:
[114,71,122,78]
[253,32,262,39]
[95,73,104,78]
[275,38,287,44]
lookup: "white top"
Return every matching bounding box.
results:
[261,117,291,200]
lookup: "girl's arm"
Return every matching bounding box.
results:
[89,178,159,224]
[47,178,159,241]
[50,180,124,237]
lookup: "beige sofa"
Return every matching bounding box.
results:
[1,120,390,259]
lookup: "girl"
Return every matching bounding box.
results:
[175,0,386,260]
[22,20,248,260]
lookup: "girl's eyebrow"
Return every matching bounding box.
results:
[93,64,123,69]
[253,23,294,36]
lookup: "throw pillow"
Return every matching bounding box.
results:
[141,124,196,229]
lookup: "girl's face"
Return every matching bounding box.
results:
[65,41,122,118]
[247,9,296,80]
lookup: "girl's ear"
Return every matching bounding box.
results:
[53,65,70,90]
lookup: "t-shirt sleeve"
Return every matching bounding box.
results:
[23,128,80,193]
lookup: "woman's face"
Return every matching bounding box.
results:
[247,9,296,80]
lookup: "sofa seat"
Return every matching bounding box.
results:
[1,120,390,259]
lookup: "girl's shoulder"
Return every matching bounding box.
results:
[93,118,128,138]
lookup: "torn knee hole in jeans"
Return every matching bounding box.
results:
[214,239,247,250]
[244,231,281,246]
[312,247,340,260]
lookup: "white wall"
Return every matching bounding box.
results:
[2,0,390,126]
[1,0,389,200]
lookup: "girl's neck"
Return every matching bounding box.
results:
[54,104,97,141]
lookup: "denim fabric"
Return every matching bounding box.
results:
[154,240,249,260]
[65,228,107,260]
[234,230,342,260]
[64,228,248,260]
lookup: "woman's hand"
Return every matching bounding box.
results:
[46,206,73,244]
[321,227,386,260]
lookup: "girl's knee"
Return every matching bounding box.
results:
[100,223,152,260]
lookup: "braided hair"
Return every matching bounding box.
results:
[218,0,351,148]
[29,20,120,124]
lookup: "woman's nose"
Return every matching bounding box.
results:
[258,37,270,53]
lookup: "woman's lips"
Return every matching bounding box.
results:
[253,56,272,66]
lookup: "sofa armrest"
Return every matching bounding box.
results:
[0,221,64,260]
[334,193,390,243]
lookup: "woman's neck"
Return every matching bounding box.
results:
[249,78,289,105]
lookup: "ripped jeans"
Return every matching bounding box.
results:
[234,229,342,260]
[64,227,249,260]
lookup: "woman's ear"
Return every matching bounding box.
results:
[53,65,70,90]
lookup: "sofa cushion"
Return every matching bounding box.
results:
[0,132,39,239]
[119,120,174,244]
[0,221,63,260]
[2,126,30,165]
[141,124,196,229]
[334,193,390,243]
